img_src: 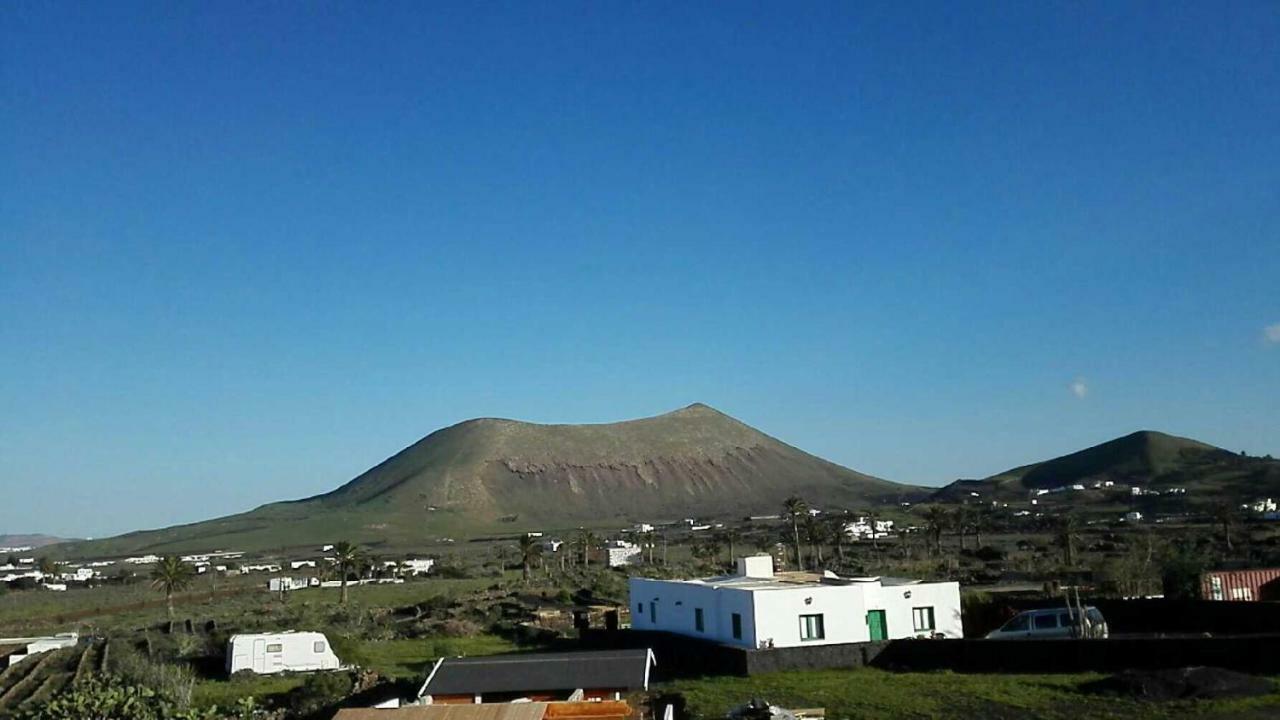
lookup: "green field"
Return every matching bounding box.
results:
[667,669,1280,720]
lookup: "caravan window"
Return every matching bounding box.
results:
[266,643,283,653]
[314,641,326,653]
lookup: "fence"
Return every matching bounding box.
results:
[579,627,1280,677]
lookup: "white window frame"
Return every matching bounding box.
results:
[912,606,935,632]
[799,613,825,641]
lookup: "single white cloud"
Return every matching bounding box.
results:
[1070,378,1089,399]
[1264,323,1280,345]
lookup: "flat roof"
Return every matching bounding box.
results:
[419,649,653,697]
[636,571,937,591]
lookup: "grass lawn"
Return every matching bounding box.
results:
[0,576,505,635]
[667,669,1280,720]
[191,673,308,710]
[338,634,524,678]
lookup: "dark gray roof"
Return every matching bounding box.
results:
[419,649,653,696]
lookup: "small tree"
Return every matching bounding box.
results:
[782,496,809,570]
[331,541,365,605]
[150,555,196,621]
[518,533,542,581]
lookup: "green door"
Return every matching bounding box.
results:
[867,610,888,641]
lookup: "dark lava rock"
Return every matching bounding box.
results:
[1082,666,1274,701]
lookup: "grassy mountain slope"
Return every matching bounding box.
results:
[933,431,1280,502]
[60,404,919,556]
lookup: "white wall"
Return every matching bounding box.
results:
[629,579,758,648]
[751,584,870,647]
[863,581,963,639]
[629,578,964,649]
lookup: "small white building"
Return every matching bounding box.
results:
[401,558,435,576]
[629,556,962,649]
[226,631,342,675]
[606,541,642,567]
[844,517,894,541]
[2,633,78,667]
[124,555,161,565]
[268,577,318,593]
[290,560,317,570]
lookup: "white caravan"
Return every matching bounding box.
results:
[226,631,342,675]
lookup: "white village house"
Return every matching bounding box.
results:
[606,540,643,568]
[629,556,962,648]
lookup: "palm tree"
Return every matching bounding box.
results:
[863,510,881,552]
[1212,501,1238,552]
[150,556,196,621]
[828,515,849,565]
[802,513,827,566]
[1055,515,1080,567]
[972,506,992,548]
[782,496,809,570]
[952,506,970,552]
[921,506,948,557]
[331,541,364,605]
[896,528,913,560]
[37,557,61,579]
[718,528,740,568]
[518,533,542,581]
[575,529,596,568]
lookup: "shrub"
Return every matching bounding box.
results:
[440,618,482,637]
[287,671,355,718]
[974,546,1006,562]
[13,675,217,720]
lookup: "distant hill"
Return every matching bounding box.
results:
[0,534,71,550]
[59,404,921,556]
[933,431,1280,503]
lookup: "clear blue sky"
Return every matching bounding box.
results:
[2,2,1278,538]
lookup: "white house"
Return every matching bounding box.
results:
[290,560,318,570]
[226,631,342,675]
[401,558,435,576]
[124,555,161,565]
[629,556,962,649]
[844,517,894,541]
[606,541,642,567]
[268,577,318,593]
